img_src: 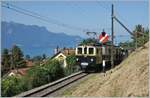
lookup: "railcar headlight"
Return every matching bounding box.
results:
[76,58,79,61]
[91,58,94,62]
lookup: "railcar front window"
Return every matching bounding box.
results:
[77,48,82,54]
[84,47,87,54]
[89,48,94,54]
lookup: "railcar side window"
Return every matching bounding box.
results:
[84,47,87,54]
[89,48,94,54]
[78,48,82,54]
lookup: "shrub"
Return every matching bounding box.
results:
[1,76,27,97]
[65,55,78,75]
[26,65,49,88]
[45,60,65,81]
[26,60,65,88]
[2,60,65,97]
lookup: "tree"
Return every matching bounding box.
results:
[119,41,134,49]
[45,60,64,81]
[79,38,98,45]
[143,28,149,43]
[132,25,144,37]
[26,60,64,88]
[42,54,46,60]
[1,49,11,76]
[66,55,76,67]
[119,25,149,50]
[65,55,77,75]
[32,55,42,62]
[27,65,49,88]
[11,45,26,68]
[25,55,30,61]
[135,25,143,32]
[132,25,149,48]
[1,76,27,97]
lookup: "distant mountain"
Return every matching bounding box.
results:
[1,21,82,57]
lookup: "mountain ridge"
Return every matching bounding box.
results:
[1,21,82,56]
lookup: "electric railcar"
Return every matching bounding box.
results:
[75,44,126,72]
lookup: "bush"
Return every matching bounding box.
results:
[2,60,65,97]
[26,60,65,88]
[65,55,77,75]
[1,76,27,97]
[27,65,49,88]
[45,60,65,81]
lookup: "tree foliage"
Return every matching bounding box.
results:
[65,55,77,75]
[26,59,64,88]
[79,38,97,45]
[45,60,64,81]
[32,55,43,62]
[27,65,49,88]
[1,76,27,97]
[119,25,149,49]
[25,55,30,60]
[1,49,11,76]
[12,45,26,68]
[2,45,27,77]
[66,55,76,67]
[42,54,46,60]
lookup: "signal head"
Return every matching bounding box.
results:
[102,31,106,37]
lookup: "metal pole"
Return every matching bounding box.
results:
[136,32,137,49]
[111,4,114,68]
[142,28,145,44]
[114,16,137,49]
[113,16,134,36]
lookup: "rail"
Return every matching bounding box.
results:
[15,71,87,97]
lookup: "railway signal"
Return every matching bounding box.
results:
[99,30,108,74]
[99,30,109,44]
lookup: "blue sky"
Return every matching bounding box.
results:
[1,0,149,44]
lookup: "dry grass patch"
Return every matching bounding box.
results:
[62,42,149,97]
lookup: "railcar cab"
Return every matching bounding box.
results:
[75,45,96,70]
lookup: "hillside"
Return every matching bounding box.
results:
[63,42,149,97]
[1,21,82,56]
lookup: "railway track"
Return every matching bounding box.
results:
[15,71,88,97]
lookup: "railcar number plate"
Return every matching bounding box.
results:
[81,62,88,66]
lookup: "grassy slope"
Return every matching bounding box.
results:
[62,42,149,97]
